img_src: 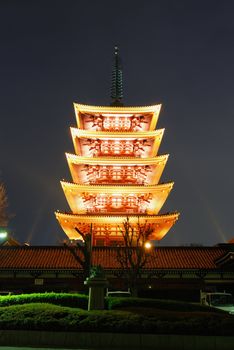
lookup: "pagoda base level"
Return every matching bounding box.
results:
[55,212,179,245]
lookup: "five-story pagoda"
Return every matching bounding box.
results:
[55,47,179,246]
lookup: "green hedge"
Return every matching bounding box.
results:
[106,297,223,313]
[0,293,224,315]
[0,303,141,332]
[0,292,88,309]
[0,303,233,335]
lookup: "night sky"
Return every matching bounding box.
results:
[1,0,234,246]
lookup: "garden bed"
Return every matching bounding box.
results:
[0,299,233,335]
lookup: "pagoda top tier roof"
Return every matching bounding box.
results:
[74,103,162,131]
[74,103,162,114]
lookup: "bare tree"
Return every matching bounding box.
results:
[116,217,153,297]
[0,182,9,227]
[64,224,92,279]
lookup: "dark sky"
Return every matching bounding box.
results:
[1,0,234,246]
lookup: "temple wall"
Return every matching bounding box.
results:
[1,271,233,302]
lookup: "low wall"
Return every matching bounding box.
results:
[0,330,233,350]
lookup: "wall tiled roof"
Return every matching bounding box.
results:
[0,246,80,270]
[0,246,228,271]
[94,246,226,270]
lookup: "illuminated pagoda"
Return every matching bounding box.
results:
[55,47,179,246]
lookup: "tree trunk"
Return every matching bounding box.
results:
[131,285,138,297]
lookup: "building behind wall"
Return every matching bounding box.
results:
[0,244,234,301]
[55,47,179,246]
[1,49,232,301]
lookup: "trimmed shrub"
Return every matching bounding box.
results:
[0,303,140,332]
[0,303,233,335]
[0,293,225,315]
[106,297,224,313]
[0,292,88,309]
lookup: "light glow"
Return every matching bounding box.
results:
[0,232,7,239]
[144,242,152,249]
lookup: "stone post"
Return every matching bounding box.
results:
[84,265,108,311]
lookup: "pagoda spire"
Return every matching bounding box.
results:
[110,46,123,106]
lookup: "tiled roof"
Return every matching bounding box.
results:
[94,246,226,270]
[0,237,21,246]
[215,252,234,268]
[0,246,80,270]
[0,246,228,271]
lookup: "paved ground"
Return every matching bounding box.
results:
[0,348,84,350]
